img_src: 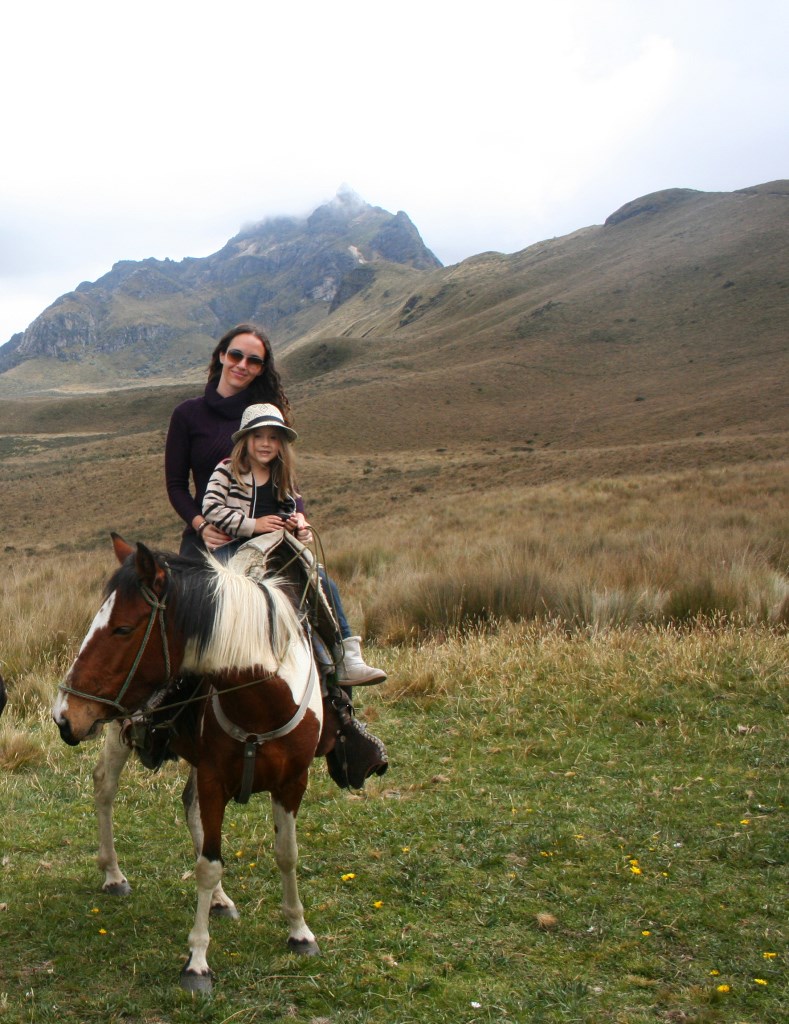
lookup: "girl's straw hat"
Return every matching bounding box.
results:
[232,403,298,443]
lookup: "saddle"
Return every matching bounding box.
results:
[229,531,341,651]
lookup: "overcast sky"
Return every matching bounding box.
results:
[1,0,786,346]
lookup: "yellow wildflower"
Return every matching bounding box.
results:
[754,978,768,986]
[762,952,776,959]
[641,930,651,937]
[341,872,356,882]
[99,928,107,935]
[373,900,383,909]
[630,866,642,875]
[709,969,720,976]
[716,984,730,993]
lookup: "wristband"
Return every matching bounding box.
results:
[196,520,209,534]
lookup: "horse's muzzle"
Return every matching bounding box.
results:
[55,716,81,746]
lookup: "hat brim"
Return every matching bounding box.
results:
[232,419,298,444]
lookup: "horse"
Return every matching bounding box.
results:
[52,533,334,993]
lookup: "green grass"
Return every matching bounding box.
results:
[0,623,785,1022]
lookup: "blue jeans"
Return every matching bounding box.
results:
[318,569,352,640]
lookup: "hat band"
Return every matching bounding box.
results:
[240,415,286,433]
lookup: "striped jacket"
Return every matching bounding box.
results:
[202,460,297,538]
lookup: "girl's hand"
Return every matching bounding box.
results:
[292,514,313,544]
[254,515,290,534]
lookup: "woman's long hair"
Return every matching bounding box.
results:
[207,323,292,424]
[229,429,299,508]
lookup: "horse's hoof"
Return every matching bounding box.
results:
[210,902,240,920]
[288,937,320,957]
[180,967,213,994]
[103,880,132,896]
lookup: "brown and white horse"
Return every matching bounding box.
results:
[52,534,328,992]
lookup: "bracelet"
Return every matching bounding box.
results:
[196,520,209,534]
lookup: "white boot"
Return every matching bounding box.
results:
[333,636,387,686]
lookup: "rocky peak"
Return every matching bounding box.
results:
[0,189,442,378]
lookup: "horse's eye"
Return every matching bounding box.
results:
[113,625,134,636]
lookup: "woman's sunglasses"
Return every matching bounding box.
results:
[224,348,266,370]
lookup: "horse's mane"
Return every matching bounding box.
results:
[109,548,304,676]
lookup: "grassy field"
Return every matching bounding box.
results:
[0,458,786,1022]
[0,620,785,1023]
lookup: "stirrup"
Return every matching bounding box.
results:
[325,687,388,789]
[121,719,177,771]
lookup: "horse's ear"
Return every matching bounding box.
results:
[112,533,134,563]
[135,542,167,596]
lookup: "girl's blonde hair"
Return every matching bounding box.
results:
[229,429,298,505]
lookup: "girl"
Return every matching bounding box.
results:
[202,403,386,687]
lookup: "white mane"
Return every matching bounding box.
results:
[181,556,305,676]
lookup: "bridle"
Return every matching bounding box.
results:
[58,579,173,721]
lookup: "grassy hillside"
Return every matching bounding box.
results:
[279,185,788,455]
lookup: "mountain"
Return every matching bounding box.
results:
[0,187,441,390]
[274,180,788,454]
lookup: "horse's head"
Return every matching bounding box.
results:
[52,534,180,745]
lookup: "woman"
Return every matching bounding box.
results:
[165,324,382,683]
[165,322,386,695]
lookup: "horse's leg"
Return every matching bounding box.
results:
[93,722,133,895]
[181,778,227,993]
[272,785,320,956]
[181,769,239,920]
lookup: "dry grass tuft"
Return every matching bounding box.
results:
[0,719,47,771]
[0,555,109,721]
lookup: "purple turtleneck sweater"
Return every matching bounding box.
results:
[165,379,303,541]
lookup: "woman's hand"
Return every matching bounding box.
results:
[202,523,232,551]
